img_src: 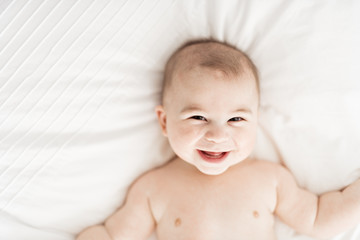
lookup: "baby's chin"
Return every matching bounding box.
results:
[196,164,230,176]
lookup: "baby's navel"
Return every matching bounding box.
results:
[253,211,259,218]
[174,217,182,227]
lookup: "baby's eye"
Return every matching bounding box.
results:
[190,115,207,121]
[229,117,245,122]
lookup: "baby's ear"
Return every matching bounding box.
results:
[155,105,167,136]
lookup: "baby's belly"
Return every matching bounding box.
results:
[155,208,277,240]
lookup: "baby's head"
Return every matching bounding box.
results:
[162,39,259,106]
[156,39,260,175]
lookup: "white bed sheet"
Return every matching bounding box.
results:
[0,0,359,239]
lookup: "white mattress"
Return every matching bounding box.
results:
[0,0,359,239]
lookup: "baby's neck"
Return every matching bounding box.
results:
[174,157,254,178]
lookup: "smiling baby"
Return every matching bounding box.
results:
[77,40,360,240]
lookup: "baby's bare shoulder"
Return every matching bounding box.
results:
[245,159,284,173]
[129,160,176,193]
[247,159,299,188]
[235,159,287,184]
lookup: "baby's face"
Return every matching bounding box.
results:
[157,67,259,175]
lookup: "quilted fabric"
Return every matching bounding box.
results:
[0,1,359,239]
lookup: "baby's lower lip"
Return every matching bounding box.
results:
[197,150,229,163]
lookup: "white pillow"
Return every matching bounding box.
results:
[0,1,359,240]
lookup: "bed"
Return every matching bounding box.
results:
[0,0,359,239]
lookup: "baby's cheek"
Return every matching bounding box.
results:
[174,125,199,144]
[235,128,256,148]
[167,128,195,160]
[169,124,200,151]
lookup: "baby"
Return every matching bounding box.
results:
[77,40,360,240]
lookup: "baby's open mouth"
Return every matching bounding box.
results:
[197,150,229,163]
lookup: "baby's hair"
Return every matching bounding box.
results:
[162,39,260,103]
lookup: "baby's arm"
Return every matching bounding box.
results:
[274,165,360,239]
[76,177,155,240]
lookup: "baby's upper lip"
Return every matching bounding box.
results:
[198,149,231,153]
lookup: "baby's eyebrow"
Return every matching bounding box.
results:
[180,106,204,114]
[181,107,204,114]
[180,106,252,115]
[234,108,252,114]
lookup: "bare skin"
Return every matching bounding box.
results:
[139,158,278,240]
[77,157,360,240]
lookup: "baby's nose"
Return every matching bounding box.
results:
[204,125,229,143]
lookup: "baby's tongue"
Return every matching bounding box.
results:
[203,151,223,157]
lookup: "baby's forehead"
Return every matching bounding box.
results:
[169,66,259,110]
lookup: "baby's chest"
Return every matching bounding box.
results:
[154,187,275,239]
